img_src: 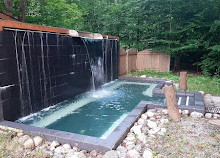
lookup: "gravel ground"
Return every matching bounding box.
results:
[0,109,219,158]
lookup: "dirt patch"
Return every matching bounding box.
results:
[153,117,220,158]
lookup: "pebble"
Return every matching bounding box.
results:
[160,118,169,124]
[147,120,157,129]
[24,138,35,149]
[66,149,76,157]
[146,111,155,118]
[134,144,142,152]
[33,136,43,146]
[182,110,189,115]
[63,143,72,150]
[162,109,168,115]
[138,118,145,125]
[51,141,60,148]
[126,149,140,158]
[17,132,24,137]
[18,135,30,144]
[205,113,212,119]
[54,146,65,154]
[141,114,147,120]
[131,125,142,134]
[90,150,97,157]
[143,148,153,158]
[190,112,203,118]
[102,150,119,158]
[140,75,147,78]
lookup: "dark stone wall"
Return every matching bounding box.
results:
[0,30,119,121]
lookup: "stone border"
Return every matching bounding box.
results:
[0,77,205,152]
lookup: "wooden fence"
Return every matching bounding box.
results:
[119,48,170,75]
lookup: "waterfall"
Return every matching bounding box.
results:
[81,38,96,91]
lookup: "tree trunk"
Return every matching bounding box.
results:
[18,0,27,22]
[164,85,181,122]
[180,71,187,91]
[4,0,13,17]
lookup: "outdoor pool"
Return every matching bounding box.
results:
[17,80,164,138]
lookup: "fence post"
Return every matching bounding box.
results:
[164,85,181,122]
[119,48,127,75]
[180,71,187,91]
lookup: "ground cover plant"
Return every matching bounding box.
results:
[128,70,220,96]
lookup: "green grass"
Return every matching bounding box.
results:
[127,70,220,96]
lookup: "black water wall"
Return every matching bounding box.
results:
[0,30,119,121]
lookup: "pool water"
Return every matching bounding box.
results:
[17,80,164,138]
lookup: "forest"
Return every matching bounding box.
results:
[0,0,220,76]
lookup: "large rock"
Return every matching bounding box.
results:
[51,141,60,149]
[143,149,153,158]
[131,125,142,134]
[190,112,203,118]
[147,120,157,129]
[182,110,189,115]
[212,96,220,107]
[54,146,65,154]
[33,136,43,146]
[126,150,140,158]
[146,111,155,118]
[205,113,213,119]
[63,144,72,151]
[24,138,35,149]
[102,150,119,158]
[18,135,30,144]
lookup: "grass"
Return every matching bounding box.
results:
[127,70,220,96]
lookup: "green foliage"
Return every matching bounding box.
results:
[128,70,220,95]
[25,0,83,29]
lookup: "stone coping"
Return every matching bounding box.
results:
[0,76,205,152]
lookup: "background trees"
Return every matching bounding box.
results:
[0,0,219,76]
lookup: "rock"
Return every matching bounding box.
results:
[102,150,119,158]
[17,132,24,137]
[126,150,140,158]
[146,111,154,118]
[53,153,65,158]
[160,118,169,124]
[131,125,142,134]
[126,136,135,141]
[90,150,97,157]
[66,149,75,157]
[116,145,127,154]
[148,129,157,135]
[147,120,157,129]
[199,91,205,95]
[126,144,135,150]
[134,144,142,152]
[190,112,203,118]
[140,75,147,78]
[205,113,212,119]
[18,135,30,144]
[179,109,182,114]
[24,138,35,149]
[211,96,220,105]
[209,120,220,126]
[51,141,60,149]
[33,136,43,146]
[75,152,86,158]
[138,118,145,125]
[160,128,167,133]
[143,149,153,158]
[137,133,146,143]
[54,146,65,154]
[162,109,168,115]
[63,144,71,150]
[42,149,53,157]
[141,114,147,120]
[213,114,220,119]
[182,110,189,115]
[204,94,214,106]
[72,146,80,152]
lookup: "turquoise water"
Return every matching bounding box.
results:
[17,80,164,138]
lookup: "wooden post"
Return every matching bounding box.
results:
[180,71,187,91]
[164,85,181,122]
[0,91,3,121]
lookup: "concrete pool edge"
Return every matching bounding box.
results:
[0,101,156,152]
